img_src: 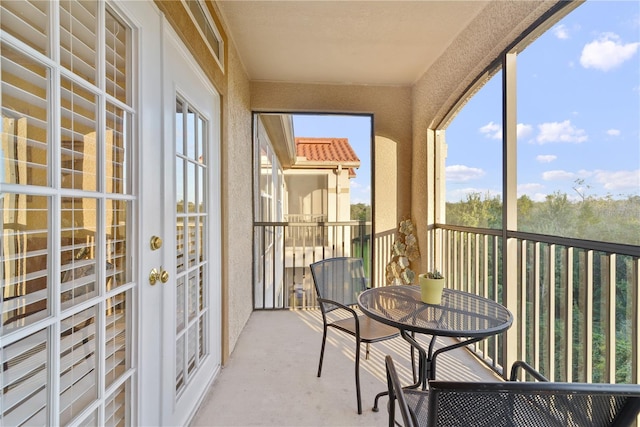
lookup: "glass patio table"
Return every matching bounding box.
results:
[357,285,513,398]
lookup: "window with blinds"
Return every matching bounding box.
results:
[1,1,134,426]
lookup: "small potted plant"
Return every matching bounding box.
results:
[418,270,445,304]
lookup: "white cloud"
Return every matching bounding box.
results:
[478,122,533,141]
[536,155,557,163]
[542,170,575,181]
[479,121,501,140]
[350,181,362,189]
[606,129,621,136]
[445,165,485,182]
[536,120,588,144]
[593,169,640,191]
[553,24,570,40]
[517,123,533,140]
[580,33,640,72]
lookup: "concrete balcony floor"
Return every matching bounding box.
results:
[191,310,502,426]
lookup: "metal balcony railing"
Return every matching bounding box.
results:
[430,224,640,385]
[253,220,639,386]
[253,221,388,310]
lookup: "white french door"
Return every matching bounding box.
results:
[158,25,221,427]
[1,1,141,425]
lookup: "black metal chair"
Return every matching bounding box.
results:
[310,257,400,414]
[385,355,640,427]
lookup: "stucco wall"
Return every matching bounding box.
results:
[222,40,253,362]
[374,136,399,235]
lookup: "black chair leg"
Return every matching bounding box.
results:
[373,390,388,412]
[355,338,362,414]
[318,325,328,377]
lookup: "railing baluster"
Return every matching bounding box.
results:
[548,243,556,381]
[584,249,594,383]
[492,234,499,368]
[262,225,266,309]
[633,257,640,385]
[519,239,527,371]
[606,253,616,382]
[565,246,573,383]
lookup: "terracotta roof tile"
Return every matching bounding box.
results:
[295,137,360,163]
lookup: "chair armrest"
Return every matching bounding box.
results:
[317,297,360,319]
[509,360,549,382]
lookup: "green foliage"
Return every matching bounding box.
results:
[425,270,443,279]
[446,191,640,245]
[446,192,502,228]
[350,203,371,221]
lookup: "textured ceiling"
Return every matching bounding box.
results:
[216,1,490,86]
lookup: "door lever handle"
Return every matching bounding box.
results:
[149,267,170,285]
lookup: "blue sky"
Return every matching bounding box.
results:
[293,1,639,206]
[446,1,640,202]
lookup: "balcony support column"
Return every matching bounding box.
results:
[501,52,518,378]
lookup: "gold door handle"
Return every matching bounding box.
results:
[149,267,170,285]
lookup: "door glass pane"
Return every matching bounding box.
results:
[105,381,127,427]
[60,77,98,191]
[186,108,196,159]
[60,197,97,309]
[187,162,196,211]
[188,219,196,268]
[1,194,50,333]
[105,7,128,104]
[188,271,197,321]
[60,0,97,85]
[198,316,205,358]
[198,217,205,264]
[1,42,50,187]
[175,99,184,155]
[106,198,129,291]
[187,324,197,374]
[176,218,185,274]
[0,328,48,426]
[176,276,185,333]
[175,334,185,393]
[106,103,130,195]
[197,116,204,164]
[176,158,185,213]
[105,293,127,388]
[59,306,98,425]
[0,1,50,56]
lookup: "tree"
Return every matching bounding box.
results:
[350,203,371,221]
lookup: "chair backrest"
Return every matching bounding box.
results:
[309,257,367,310]
[385,355,418,427]
[427,380,640,427]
